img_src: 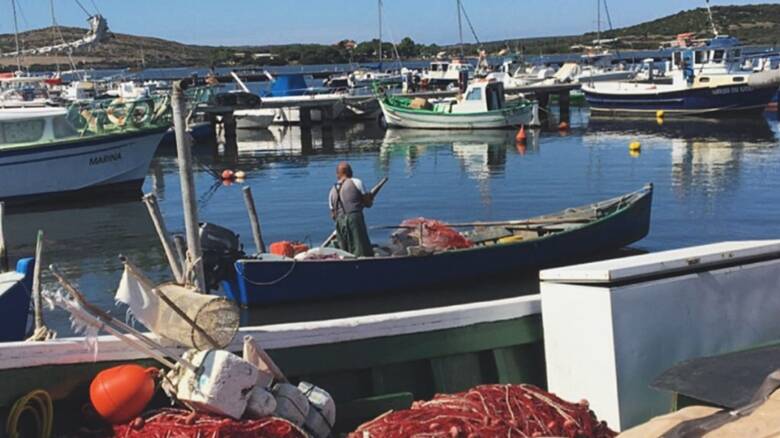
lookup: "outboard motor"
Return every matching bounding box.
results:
[197,223,245,291]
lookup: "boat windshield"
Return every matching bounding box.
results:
[1,92,178,148]
[1,118,46,144]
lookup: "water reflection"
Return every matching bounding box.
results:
[4,201,168,332]
[586,117,778,196]
[6,115,780,335]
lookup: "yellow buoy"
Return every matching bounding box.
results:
[629,141,641,152]
[656,110,665,119]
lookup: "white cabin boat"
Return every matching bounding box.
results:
[378,80,538,129]
[0,102,168,204]
[422,59,475,87]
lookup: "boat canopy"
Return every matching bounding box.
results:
[268,74,311,97]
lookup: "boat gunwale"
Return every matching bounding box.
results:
[0,125,169,156]
[0,294,542,371]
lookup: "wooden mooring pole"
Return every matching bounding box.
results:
[143,193,184,284]
[0,202,7,273]
[172,80,206,291]
[242,186,266,254]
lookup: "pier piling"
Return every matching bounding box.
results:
[558,91,571,125]
[300,108,313,128]
[242,186,267,254]
[0,202,7,273]
[536,92,550,127]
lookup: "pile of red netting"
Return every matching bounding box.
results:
[350,384,616,438]
[399,218,473,251]
[112,409,307,438]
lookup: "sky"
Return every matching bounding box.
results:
[2,0,772,47]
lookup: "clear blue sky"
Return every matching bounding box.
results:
[3,1,769,46]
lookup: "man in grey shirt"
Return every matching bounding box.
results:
[328,162,374,257]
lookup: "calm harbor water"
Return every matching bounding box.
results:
[6,109,780,335]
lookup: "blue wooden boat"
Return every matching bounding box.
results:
[0,258,33,342]
[220,185,653,306]
[582,36,780,116]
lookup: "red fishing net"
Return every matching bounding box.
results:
[399,218,474,251]
[112,408,307,438]
[350,384,617,438]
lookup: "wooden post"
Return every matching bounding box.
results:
[242,187,266,254]
[172,80,206,291]
[0,202,7,273]
[31,230,44,331]
[559,90,571,124]
[173,235,187,270]
[143,193,184,284]
[223,112,237,148]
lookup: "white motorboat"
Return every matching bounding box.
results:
[378,80,538,129]
[0,100,169,204]
[234,108,276,129]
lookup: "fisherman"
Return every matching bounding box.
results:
[329,162,374,257]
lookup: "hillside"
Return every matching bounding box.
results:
[1,3,779,71]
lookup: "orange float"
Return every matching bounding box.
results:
[515,125,527,143]
[90,365,157,424]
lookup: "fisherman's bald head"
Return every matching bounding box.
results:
[336,162,353,179]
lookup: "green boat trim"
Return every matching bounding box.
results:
[0,295,544,433]
[380,94,534,117]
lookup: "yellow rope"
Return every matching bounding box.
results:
[5,390,53,438]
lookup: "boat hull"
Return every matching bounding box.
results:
[0,129,165,205]
[0,258,33,342]
[225,187,653,306]
[0,296,544,433]
[379,100,536,129]
[584,82,778,116]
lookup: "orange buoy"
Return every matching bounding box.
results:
[221,169,235,180]
[90,365,157,424]
[515,125,527,143]
[558,121,570,131]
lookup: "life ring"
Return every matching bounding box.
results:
[128,99,154,127]
[106,98,127,127]
[80,108,99,133]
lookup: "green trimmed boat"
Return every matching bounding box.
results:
[0,295,544,434]
[378,81,538,129]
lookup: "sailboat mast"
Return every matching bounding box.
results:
[10,0,22,71]
[457,0,464,57]
[705,0,719,36]
[596,0,601,48]
[378,0,383,68]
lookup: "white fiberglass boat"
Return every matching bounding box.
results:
[0,99,169,204]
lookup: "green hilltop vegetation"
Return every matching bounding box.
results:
[1,3,779,70]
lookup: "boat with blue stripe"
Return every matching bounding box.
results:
[220,185,653,306]
[583,35,780,116]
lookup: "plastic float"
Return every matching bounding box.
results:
[44,261,336,438]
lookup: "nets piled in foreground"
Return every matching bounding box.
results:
[112,408,307,438]
[350,384,617,438]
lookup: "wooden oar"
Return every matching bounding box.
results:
[370,217,594,231]
[322,177,389,247]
